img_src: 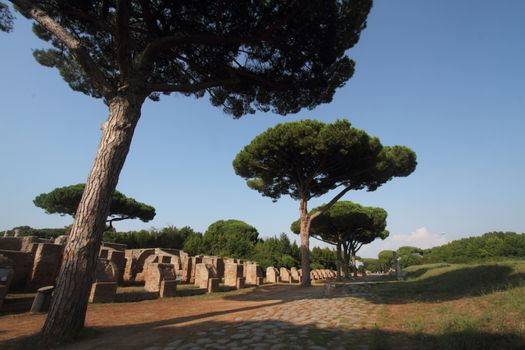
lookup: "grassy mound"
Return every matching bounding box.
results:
[371,260,525,350]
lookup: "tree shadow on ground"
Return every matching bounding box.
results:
[363,264,525,304]
[228,265,525,305]
[2,317,523,350]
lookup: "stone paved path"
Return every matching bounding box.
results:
[144,282,383,350]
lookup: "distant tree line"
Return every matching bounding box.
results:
[422,231,525,263]
[4,226,68,239]
[362,232,525,272]
[103,226,198,250]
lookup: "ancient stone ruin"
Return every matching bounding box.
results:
[290,267,301,283]
[142,257,177,298]
[0,233,339,312]
[245,262,263,285]
[224,262,243,288]
[279,267,292,283]
[89,258,118,303]
[266,267,280,283]
[194,263,218,289]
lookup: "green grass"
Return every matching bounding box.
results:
[370,259,525,349]
[373,260,525,300]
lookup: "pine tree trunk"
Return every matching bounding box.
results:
[41,95,143,344]
[299,198,311,287]
[351,251,358,277]
[342,243,351,278]
[336,242,342,281]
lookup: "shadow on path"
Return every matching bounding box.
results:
[2,317,523,350]
[344,264,525,305]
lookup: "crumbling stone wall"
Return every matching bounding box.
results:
[27,243,63,289]
[100,247,126,284]
[245,263,263,285]
[143,262,176,293]
[190,256,203,284]
[266,267,280,283]
[0,250,33,289]
[224,262,243,287]
[194,263,217,289]
[124,248,155,281]
[202,256,225,279]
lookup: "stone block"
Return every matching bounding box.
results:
[266,267,280,283]
[0,237,22,251]
[144,263,176,292]
[178,250,191,283]
[0,254,14,288]
[195,263,217,289]
[21,237,42,252]
[245,263,262,285]
[89,282,117,303]
[224,263,243,287]
[95,258,118,282]
[0,285,6,310]
[236,277,245,289]
[0,255,12,310]
[202,256,225,279]
[290,267,300,283]
[243,261,253,279]
[159,280,177,298]
[101,242,127,251]
[53,235,69,245]
[107,249,126,284]
[30,286,54,313]
[99,248,109,259]
[0,250,33,289]
[126,249,155,281]
[27,243,63,290]
[207,277,220,293]
[0,267,13,288]
[155,249,184,272]
[190,256,203,284]
[279,267,291,283]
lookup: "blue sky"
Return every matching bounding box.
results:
[1,1,524,258]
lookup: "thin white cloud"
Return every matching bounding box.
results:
[359,227,449,258]
[390,227,449,249]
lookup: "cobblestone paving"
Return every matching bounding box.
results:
[144,282,383,350]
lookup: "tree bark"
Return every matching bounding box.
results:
[351,250,358,277]
[342,242,351,279]
[336,242,342,281]
[299,198,311,287]
[41,95,143,344]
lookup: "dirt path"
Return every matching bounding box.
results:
[0,282,383,350]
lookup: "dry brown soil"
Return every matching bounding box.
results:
[1,283,380,350]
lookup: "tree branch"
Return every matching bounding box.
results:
[10,0,115,99]
[311,234,337,246]
[310,185,353,221]
[116,0,132,85]
[138,0,160,36]
[147,79,238,94]
[138,33,264,70]
[106,215,131,223]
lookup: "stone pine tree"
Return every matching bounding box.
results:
[5,0,373,342]
[203,219,259,259]
[0,2,13,32]
[33,184,156,227]
[291,201,389,279]
[233,119,416,287]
